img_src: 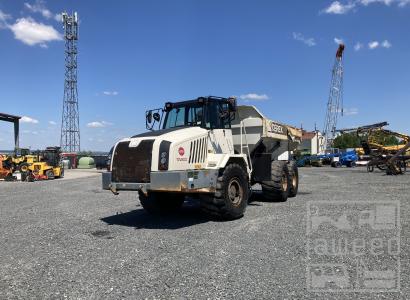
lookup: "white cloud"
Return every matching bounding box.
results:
[344,107,359,116]
[24,0,60,21]
[8,17,62,46]
[21,116,39,124]
[381,40,392,48]
[354,42,364,51]
[368,41,379,49]
[102,91,119,96]
[48,121,57,125]
[54,13,62,22]
[322,1,356,14]
[353,40,391,51]
[0,10,11,21]
[398,0,410,7]
[0,9,11,28]
[359,0,394,5]
[239,93,269,102]
[334,37,344,44]
[24,1,53,19]
[322,0,410,14]
[86,121,113,128]
[292,32,316,47]
[22,130,39,135]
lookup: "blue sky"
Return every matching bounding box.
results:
[0,0,409,151]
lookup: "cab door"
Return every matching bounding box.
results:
[206,101,234,155]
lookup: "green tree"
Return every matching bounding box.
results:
[333,133,361,149]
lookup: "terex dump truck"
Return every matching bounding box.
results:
[104,96,302,219]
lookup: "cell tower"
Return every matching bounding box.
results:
[322,44,345,152]
[60,12,80,152]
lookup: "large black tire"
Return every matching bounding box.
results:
[200,163,249,220]
[346,161,356,168]
[331,161,342,168]
[261,161,290,202]
[287,161,299,198]
[18,162,30,173]
[45,169,55,180]
[138,191,184,214]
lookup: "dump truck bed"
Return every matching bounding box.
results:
[231,105,302,155]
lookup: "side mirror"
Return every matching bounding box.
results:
[228,97,237,112]
[146,108,163,130]
[146,110,153,124]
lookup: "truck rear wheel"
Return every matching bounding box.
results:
[287,161,299,198]
[200,163,249,220]
[261,161,290,202]
[138,191,184,214]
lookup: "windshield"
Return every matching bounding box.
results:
[163,103,204,129]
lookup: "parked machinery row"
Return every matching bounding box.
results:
[0,147,64,181]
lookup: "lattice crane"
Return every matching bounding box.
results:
[322,44,345,153]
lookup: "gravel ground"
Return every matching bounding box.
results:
[0,167,409,299]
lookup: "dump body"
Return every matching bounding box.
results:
[232,105,302,160]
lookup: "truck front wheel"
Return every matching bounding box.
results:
[138,191,185,214]
[200,163,249,220]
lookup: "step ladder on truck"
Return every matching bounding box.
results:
[103,96,302,220]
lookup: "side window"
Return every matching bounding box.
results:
[205,102,231,129]
[187,106,203,126]
[220,103,230,129]
[164,107,185,128]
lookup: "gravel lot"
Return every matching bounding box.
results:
[0,167,409,299]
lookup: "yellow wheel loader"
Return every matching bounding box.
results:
[8,148,36,172]
[27,147,64,180]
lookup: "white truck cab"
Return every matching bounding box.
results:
[103,96,301,220]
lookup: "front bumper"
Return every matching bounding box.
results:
[103,169,218,194]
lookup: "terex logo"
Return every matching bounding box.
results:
[178,147,185,156]
[270,122,284,134]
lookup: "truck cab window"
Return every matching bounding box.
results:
[163,103,203,129]
[163,107,186,129]
[205,101,231,129]
[187,106,203,126]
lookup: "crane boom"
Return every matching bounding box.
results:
[322,44,345,153]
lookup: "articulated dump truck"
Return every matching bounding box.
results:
[103,96,302,220]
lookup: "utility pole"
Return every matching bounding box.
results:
[60,12,80,152]
[322,44,345,153]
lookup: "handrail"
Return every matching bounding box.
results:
[240,120,252,173]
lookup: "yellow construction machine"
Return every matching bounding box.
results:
[27,147,64,180]
[4,147,64,180]
[340,122,410,175]
[10,148,37,173]
[0,155,14,180]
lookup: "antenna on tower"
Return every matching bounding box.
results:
[322,43,345,153]
[60,11,80,152]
